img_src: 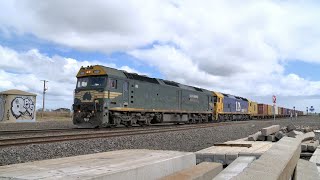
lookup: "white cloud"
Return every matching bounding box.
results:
[1,0,320,110]
[0,45,142,109]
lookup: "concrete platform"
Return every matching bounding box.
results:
[238,142,273,158]
[0,149,196,180]
[232,137,301,180]
[196,141,273,165]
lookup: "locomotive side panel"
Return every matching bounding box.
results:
[180,90,211,112]
[128,80,180,110]
[222,96,248,113]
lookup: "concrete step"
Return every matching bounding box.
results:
[261,125,280,136]
[307,140,319,152]
[213,156,256,180]
[248,131,262,141]
[196,141,273,165]
[275,131,286,140]
[296,132,315,142]
[287,130,304,138]
[266,135,276,142]
[160,162,223,180]
[293,159,320,180]
[310,146,320,166]
[232,137,301,180]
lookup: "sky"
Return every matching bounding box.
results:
[0,0,319,112]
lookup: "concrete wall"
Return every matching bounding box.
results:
[2,94,36,122]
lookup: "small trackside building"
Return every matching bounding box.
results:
[0,89,37,123]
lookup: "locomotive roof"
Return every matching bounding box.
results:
[77,65,211,93]
[77,65,127,78]
[218,93,248,101]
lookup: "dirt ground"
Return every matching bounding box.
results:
[36,111,72,121]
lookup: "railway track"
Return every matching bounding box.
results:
[0,128,86,135]
[0,121,245,135]
[0,122,247,147]
[0,117,288,136]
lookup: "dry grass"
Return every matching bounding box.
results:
[36,111,72,121]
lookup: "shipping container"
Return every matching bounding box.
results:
[258,104,268,115]
[274,105,279,115]
[278,107,282,115]
[267,104,273,115]
[248,100,258,115]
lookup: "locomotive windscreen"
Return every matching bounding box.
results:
[77,77,106,88]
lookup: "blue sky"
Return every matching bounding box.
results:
[0,0,320,112]
[284,61,320,81]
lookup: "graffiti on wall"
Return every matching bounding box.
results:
[11,97,35,120]
[0,97,4,121]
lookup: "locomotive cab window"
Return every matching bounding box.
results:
[91,77,105,87]
[77,77,88,88]
[77,77,105,88]
[109,79,117,89]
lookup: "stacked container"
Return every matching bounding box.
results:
[278,107,283,115]
[267,105,273,115]
[258,104,268,115]
[274,105,279,115]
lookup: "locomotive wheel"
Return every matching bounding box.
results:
[125,121,132,127]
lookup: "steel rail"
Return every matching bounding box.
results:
[0,122,247,147]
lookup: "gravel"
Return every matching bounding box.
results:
[0,116,319,166]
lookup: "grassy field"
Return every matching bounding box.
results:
[36,111,72,121]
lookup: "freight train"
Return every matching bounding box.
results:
[73,65,303,128]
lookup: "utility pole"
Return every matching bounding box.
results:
[41,80,48,117]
